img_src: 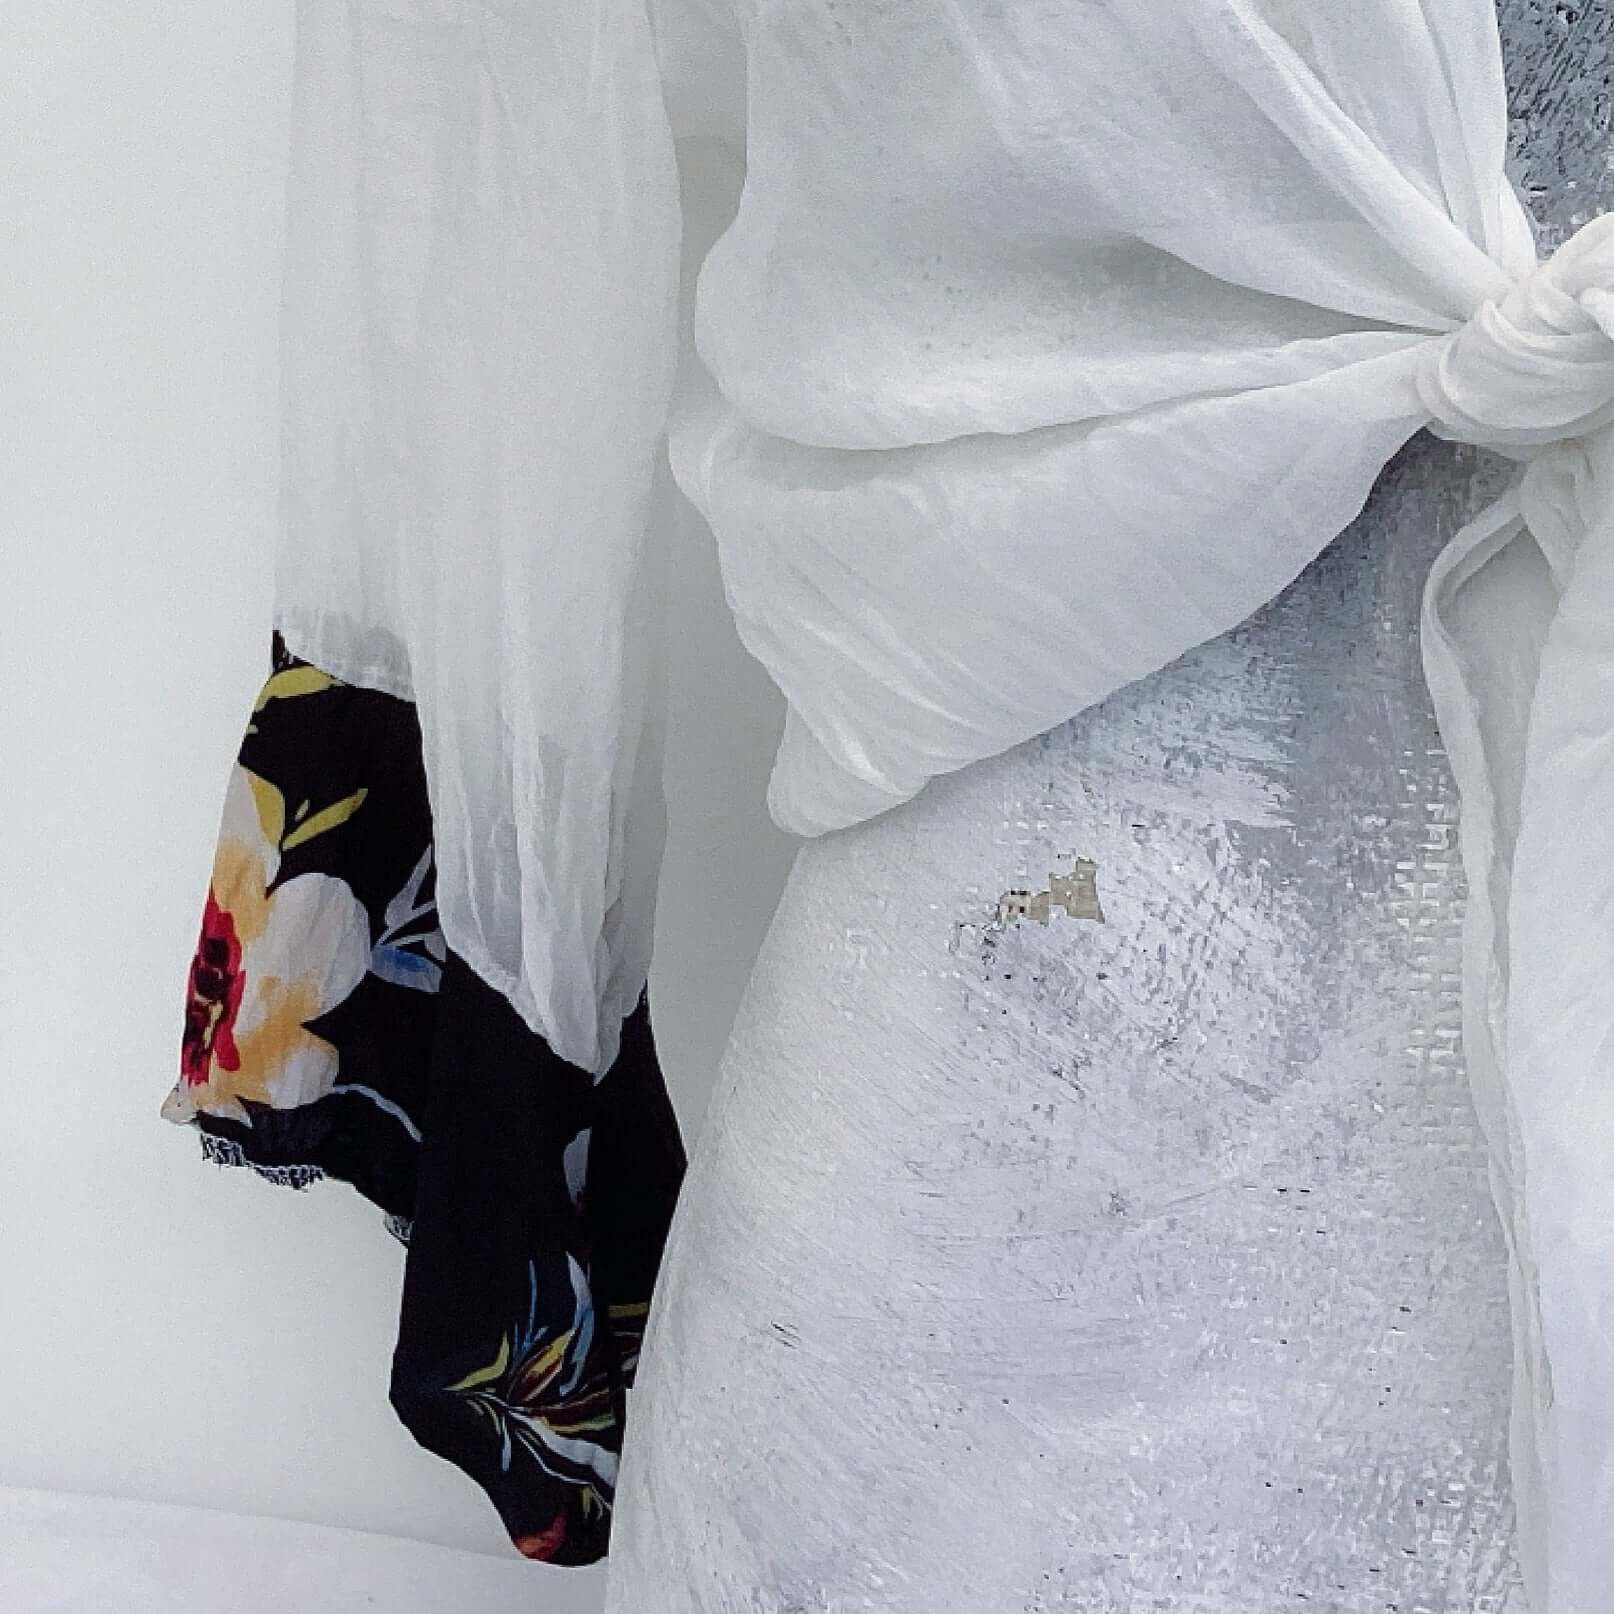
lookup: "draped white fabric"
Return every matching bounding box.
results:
[277,0,680,1075]
[277,0,1614,1601]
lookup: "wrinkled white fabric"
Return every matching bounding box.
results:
[277,0,680,1075]
[1413,219,1614,1611]
[277,0,1614,1601]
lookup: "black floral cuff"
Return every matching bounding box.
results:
[165,633,685,1562]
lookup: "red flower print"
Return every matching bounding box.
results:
[513,1515,569,1560]
[181,891,245,1085]
[163,765,370,1127]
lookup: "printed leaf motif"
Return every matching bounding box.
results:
[432,1255,623,1557]
[371,849,444,991]
[383,849,434,932]
[247,771,285,849]
[371,944,443,993]
[253,666,337,710]
[281,788,369,851]
[563,1127,591,1209]
[447,1331,512,1393]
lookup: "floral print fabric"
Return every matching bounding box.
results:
[164,635,685,1562]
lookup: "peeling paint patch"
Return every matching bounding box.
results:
[995,859,1105,927]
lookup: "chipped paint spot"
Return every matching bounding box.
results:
[995,859,1105,927]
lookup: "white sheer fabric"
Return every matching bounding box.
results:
[277,1,1614,1602]
[277,0,680,1075]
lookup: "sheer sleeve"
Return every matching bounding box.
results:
[274,0,683,1073]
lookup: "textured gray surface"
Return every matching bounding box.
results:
[607,7,1614,1609]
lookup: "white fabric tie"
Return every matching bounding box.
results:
[1417,210,1614,1609]
[1418,213,1614,454]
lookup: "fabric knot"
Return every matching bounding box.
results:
[1417,211,1614,455]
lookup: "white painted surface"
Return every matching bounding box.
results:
[0,5,790,1607]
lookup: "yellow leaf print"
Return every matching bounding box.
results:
[446,1332,512,1394]
[281,787,369,851]
[253,665,337,711]
[247,771,285,849]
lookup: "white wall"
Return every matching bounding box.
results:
[0,0,793,1597]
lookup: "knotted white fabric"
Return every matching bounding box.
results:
[277,1,1613,1600]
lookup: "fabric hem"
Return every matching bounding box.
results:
[196,1130,414,1246]
[198,1129,325,1190]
